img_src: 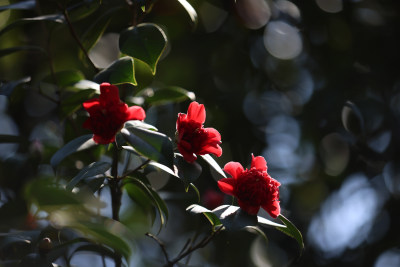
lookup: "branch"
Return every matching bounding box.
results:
[60,6,99,72]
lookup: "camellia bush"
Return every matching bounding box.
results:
[0,0,303,266]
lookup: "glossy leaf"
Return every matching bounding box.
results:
[121,126,174,169]
[0,46,46,58]
[277,214,304,253]
[124,177,168,228]
[125,120,158,132]
[148,161,178,178]
[66,161,111,191]
[93,57,137,85]
[67,0,101,22]
[0,76,31,96]
[176,0,198,26]
[50,134,96,167]
[200,154,226,179]
[119,23,167,74]
[174,153,202,189]
[124,181,156,223]
[0,0,35,11]
[144,86,196,106]
[79,7,121,58]
[0,14,64,36]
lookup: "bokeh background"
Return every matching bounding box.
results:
[1,0,400,266]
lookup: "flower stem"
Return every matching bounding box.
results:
[110,143,122,267]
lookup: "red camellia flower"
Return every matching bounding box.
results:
[83,83,146,144]
[217,154,281,218]
[176,101,222,163]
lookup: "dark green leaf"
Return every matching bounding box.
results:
[277,214,304,253]
[125,120,158,131]
[43,70,85,87]
[121,126,174,169]
[124,177,168,229]
[50,134,96,167]
[176,0,198,26]
[144,86,195,106]
[0,76,31,96]
[0,46,46,58]
[174,153,202,189]
[148,161,178,178]
[66,162,111,191]
[244,226,269,244]
[189,183,200,202]
[186,204,222,226]
[59,89,96,118]
[79,7,121,57]
[67,0,101,22]
[93,57,137,85]
[0,15,64,36]
[200,154,226,179]
[124,182,156,223]
[257,216,286,228]
[119,23,167,74]
[85,176,106,193]
[0,0,35,12]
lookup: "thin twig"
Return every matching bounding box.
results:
[60,5,99,72]
[145,232,171,264]
[119,158,151,179]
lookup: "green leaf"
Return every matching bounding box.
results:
[277,214,304,253]
[119,23,167,74]
[200,154,226,179]
[257,216,286,228]
[244,225,269,244]
[124,182,156,223]
[124,177,168,229]
[43,70,85,87]
[0,14,64,36]
[174,153,202,189]
[0,0,35,12]
[71,243,120,262]
[0,76,31,97]
[25,179,82,207]
[144,86,195,106]
[85,176,106,193]
[125,120,158,131]
[186,204,222,226]
[93,57,137,85]
[0,46,46,58]
[59,89,96,118]
[66,161,111,191]
[148,161,178,178]
[121,126,174,169]
[176,0,198,26]
[79,6,121,57]
[50,134,96,167]
[67,0,101,22]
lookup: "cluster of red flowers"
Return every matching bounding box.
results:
[83,83,280,218]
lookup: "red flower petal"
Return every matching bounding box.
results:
[217,178,236,195]
[251,154,267,172]
[126,106,146,121]
[99,83,120,105]
[187,101,205,124]
[83,98,100,114]
[262,200,280,218]
[223,162,244,179]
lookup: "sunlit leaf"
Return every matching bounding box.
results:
[200,154,226,179]
[0,76,31,96]
[144,86,196,106]
[50,134,96,167]
[148,161,178,178]
[0,0,35,12]
[257,216,286,228]
[119,23,167,74]
[176,0,198,26]
[121,126,174,169]
[0,14,64,36]
[67,0,101,22]
[277,214,304,253]
[66,161,111,191]
[93,57,137,85]
[0,46,46,58]
[125,120,158,132]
